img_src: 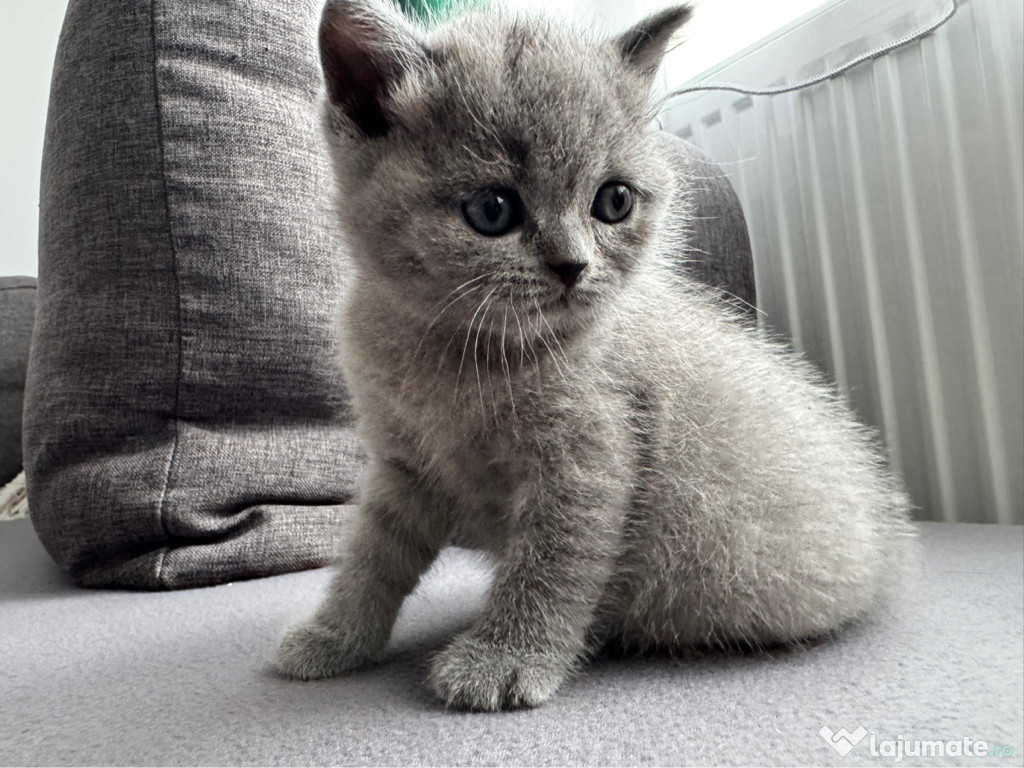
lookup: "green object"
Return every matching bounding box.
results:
[397,0,488,23]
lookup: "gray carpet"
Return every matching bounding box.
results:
[1,519,1021,766]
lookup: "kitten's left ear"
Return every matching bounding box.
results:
[611,5,693,80]
[319,0,428,138]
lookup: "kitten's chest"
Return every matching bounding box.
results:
[352,340,541,498]
[386,385,539,549]
[399,377,536,499]
[344,292,627,521]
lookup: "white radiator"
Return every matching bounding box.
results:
[660,0,1023,524]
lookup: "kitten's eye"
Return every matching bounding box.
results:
[462,188,521,236]
[591,182,634,224]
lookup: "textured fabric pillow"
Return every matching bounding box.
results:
[654,134,756,314]
[0,277,36,486]
[24,0,361,588]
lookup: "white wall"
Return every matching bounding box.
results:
[506,0,833,82]
[660,0,833,84]
[1,1,67,279]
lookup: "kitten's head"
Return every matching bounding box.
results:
[319,1,691,341]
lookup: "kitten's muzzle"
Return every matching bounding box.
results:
[531,220,591,290]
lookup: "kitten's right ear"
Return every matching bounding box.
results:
[612,5,693,81]
[319,0,425,138]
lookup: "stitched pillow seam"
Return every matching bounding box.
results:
[149,0,183,587]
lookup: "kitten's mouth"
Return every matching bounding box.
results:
[488,286,593,323]
[551,286,589,311]
[532,292,573,314]
[527,290,593,325]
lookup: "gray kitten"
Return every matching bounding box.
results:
[275,0,916,710]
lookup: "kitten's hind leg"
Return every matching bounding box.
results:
[275,459,447,680]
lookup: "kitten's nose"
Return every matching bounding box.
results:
[547,260,587,288]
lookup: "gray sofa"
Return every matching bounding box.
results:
[2,0,1022,764]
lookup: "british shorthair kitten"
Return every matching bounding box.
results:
[275,0,915,710]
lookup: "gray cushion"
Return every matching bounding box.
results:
[655,133,757,315]
[1,519,1020,765]
[0,277,36,485]
[23,0,361,588]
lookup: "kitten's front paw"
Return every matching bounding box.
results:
[274,622,373,681]
[428,634,572,711]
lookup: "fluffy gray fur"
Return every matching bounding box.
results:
[275,0,916,711]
